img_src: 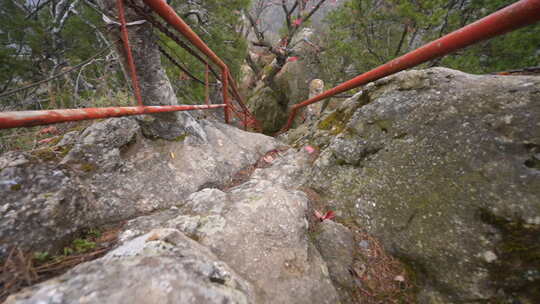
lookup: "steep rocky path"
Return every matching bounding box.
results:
[2,131,372,303]
[2,67,539,304]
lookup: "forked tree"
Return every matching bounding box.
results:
[244,0,328,106]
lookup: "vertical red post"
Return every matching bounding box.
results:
[116,0,144,106]
[222,69,230,124]
[205,64,210,105]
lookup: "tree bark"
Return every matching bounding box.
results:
[97,0,205,140]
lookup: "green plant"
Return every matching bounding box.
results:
[33,251,51,263]
[63,247,73,256]
[86,228,102,239]
[72,238,96,253]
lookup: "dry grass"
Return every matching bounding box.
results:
[0,225,123,302]
[349,228,416,303]
[0,121,90,155]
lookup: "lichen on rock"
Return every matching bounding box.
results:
[284,67,540,303]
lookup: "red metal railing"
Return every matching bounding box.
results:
[0,0,259,130]
[0,105,226,129]
[117,0,143,107]
[1,0,538,131]
[282,0,540,131]
[141,0,260,129]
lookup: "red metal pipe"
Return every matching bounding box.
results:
[141,0,261,129]
[0,104,226,129]
[117,0,144,106]
[205,64,210,105]
[141,0,227,71]
[282,0,540,131]
[227,73,262,131]
[222,69,230,124]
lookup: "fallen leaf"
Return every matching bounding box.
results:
[37,126,59,136]
[314,210,335,221]
[38,137,55,144]
[323,210,335,221]
[263,155,274,163]
[304,145,315,154]
[170,152,175,159]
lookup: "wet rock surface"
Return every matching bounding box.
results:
[285,67,540,303]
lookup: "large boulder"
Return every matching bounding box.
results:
[285,68,540,303]
[0,117,280,258]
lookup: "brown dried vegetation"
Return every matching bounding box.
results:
[0,224,123,302]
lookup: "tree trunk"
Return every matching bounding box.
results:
[97,0,205,140]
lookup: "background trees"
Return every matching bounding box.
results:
[318,0,540,86]
[0,0,250,111]
[159,0,250,104]
[0,0,538,129]
[0,0,122,110]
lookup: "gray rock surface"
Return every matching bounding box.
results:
[5,228,256,304]
[0,117,279,257]
[313,221,356,303]
[112,154,341,304]
[247,85,289,134]
[7,66,536,304]
[4,142,353,303]
[201,179,338,304]
[285,67,540,303]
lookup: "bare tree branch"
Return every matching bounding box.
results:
[281,0,291,29]
[25,0,54,20]
[288,0,327,43]
[394,23,409,57]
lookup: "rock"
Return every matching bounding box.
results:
[201,179,339,304]
[249,148,311,188]
[305,79,325,121]
[61,117,140,172]
[247,27,323,134]
[286,68,540,303]
[0,151,29,170]
[55,131,79,147]
[275,59,309,108]
[5,229,256,304]
[0,118,280,258]
[240,63,256,94]
[183,188,228,215]
[103,155,340,304]
[247,85,288,134]
[313,221,357,303]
